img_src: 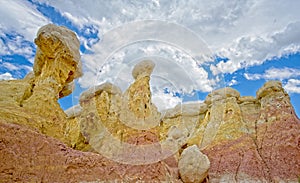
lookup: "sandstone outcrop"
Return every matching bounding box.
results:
[158,81,299,182]
[0,24,299,182]
[76,62,179,180]
[57,70,300,182]
[78,61,177,165]
[202,81,300,182]
[0,24,82,145]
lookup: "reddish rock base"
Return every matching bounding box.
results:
[0,121,180,182]
[203,114,300,182]
[2,117,298,182]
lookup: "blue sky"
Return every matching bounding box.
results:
[0,0,300,116]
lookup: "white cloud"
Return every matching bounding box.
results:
[2,62,19,71]
[217,21,300,74]
[284,79,300,94]
[37,0,252,36]
[244,67,300,81]
[0,72,16,80]
[228,79,238,86]
[2,1,300,60]
[79,41,218,96]
[264,67,300,80]
[151,90,182,111]
[0,38,9,55]
[78,39,218,111]
[0,62,32,73]
[0,0,49,41]
[0,32,35,60]
[1,0,300,110]
[211,60,242,75]
[0,0,49,63]
[244,73,261,81]
[6,35,35,57]
[37,0,300,83]
[61,12,89,28]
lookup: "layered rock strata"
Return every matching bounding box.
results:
[0,24,299,182]
[0,121,179,182]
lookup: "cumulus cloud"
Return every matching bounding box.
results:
[1,0,300,109]
[0,38,9,55]
[78,41,219,110]
[2,62,19,71]
[80,41,217,91]
[244,67,300,81]
[0,31,36,62]
[40,0,300,61]
[36,0,300,78]
[284,79,300,94]
[151,90,182,111]
[77,19,219,106]
[0,62,32,73]
[217,21,300,74]
[0,1,49,41]
[244,73,261,81]
[27,0,299,109]
[0,1,49,64]
[228,78,238,86]
[0,72,16,80]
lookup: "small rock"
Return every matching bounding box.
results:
[168,126,185,140]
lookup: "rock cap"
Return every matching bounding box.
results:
[132,60,155,79]
[205,87,240,105]
[256,80,285,99]
[163,102,208,119]
[79,82,122,103]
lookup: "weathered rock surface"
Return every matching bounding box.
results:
[0,121,180,182]
[120,60,161,130]
[160,81,300,182]
[0,24,299,182]
[0,24,82,146]
[204,87,240,105]
[178,145,210,183]
[132,60,155,79]
[78,61,178,167]
[202,81,300,182]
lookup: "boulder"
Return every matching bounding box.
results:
[179,145,210,183]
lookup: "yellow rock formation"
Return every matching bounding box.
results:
[78,61,162,157]
[0,24,82,145]
[1,24,299,182]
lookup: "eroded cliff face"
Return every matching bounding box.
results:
[201,81,300,182]
[0,24,299,183]
[160,82,300,182]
